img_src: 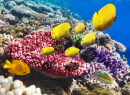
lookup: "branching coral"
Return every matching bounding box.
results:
[5,29,86,77]
[80,44,129,78]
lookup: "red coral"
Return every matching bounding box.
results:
[6,29,86,77]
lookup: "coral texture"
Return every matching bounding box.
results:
[0,15,9,26]
[81,44,129,78]
[11,5,36,17]
[0,75,42,95]
[5,29,86,77]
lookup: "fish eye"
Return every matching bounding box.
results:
[84,27,87,30]
[95,38,97,42]
[69,28,72,32]
[23,72,26,74]
[76,53,78,55]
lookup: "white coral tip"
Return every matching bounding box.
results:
[5,91,14,95]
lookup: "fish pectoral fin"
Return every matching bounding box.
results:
[3,60,12,69]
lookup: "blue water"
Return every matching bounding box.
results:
[59,0,130,64]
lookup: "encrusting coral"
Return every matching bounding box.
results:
[5,29,86,77]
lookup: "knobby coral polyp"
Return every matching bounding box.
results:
[5,29,86,77]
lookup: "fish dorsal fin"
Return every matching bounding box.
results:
[12,59,25,71]
[3,60,12,69]
[92,12,100,26]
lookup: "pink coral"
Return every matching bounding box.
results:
[5,29,86,77]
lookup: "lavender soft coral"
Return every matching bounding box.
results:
[81,44,129,78]
[5,29,86,77]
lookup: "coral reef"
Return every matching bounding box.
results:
[80,44,129,78]
[0,33,13,47]
[11,5,36,18]
[39,5,53,13]
[0,20,42,38]
[70,78,121,95]
[72,34,84,48]
[95,32,126,52]
[4,1,17,9]
[4,14,19,25]
[0,75,42,95]
[0,0,129,94]
[116,72,130,87]
[0,14,9,26]
[0,33,13,64]
[5,29,86,77]
[121,82,130,95]
[14,0,25,5]
[109,40,126,52]
[31,13,49,24]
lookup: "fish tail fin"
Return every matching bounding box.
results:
[3,60,12,69]
[92,12,99,26]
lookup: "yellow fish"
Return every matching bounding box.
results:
[3,59,30,76]
[92,4,116,31]
[65,47,80,57]
[74,23,86,34]
[81,32,97,47]
[41,47,54,55]
[104,43,112,52]
[51,23,72,40]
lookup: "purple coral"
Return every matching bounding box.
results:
[81,44,129,78]
[5,29,86,77]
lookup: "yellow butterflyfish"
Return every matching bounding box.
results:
[41,47,54,55]
[92,4,116,31]
[74,23,86,34]
[81,32,97,47]
[65,47,80,57]
[51,23,72,40]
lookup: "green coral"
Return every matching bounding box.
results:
[72,34,84,47]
